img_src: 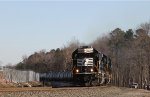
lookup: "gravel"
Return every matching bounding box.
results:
[0,86,149,97]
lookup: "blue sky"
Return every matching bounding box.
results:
[0,1,150,65]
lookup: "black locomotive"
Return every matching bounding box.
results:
[72,46,112,86]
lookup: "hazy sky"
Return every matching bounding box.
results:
[0,0,150,65]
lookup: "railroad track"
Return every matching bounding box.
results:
[0,86,109,92]
[0,87,52,92]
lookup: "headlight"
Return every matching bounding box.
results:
[90,68,93,72]
[76,69,79,73]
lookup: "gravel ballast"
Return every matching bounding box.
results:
[0,86,149,97]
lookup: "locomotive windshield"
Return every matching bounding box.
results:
[76,53,94,59]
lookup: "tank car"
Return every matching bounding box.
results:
[72,46,112,86]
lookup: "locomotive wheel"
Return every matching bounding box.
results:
[98,73,105,85]
[85,79,92,87]
[100,77,105,85]
[85,82,91,87]
[90,80,99,86]
[105,73,111,84]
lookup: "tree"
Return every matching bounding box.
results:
[124,29,134,40]
[140,22,150,35]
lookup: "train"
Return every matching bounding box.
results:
[40,46,112,86]
[72,46,112,86]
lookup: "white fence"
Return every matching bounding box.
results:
[3,68,39,83]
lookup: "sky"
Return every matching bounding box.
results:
[0,0,150,65]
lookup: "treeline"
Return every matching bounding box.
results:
[92,22,150,88]
[15,21,150,87]
[15,40,80,72]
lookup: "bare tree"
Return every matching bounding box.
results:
[140,21,150,35]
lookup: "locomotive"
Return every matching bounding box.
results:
[72,46,112,86]
[40,46,112,86]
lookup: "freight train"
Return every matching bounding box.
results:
[40,46,112,86]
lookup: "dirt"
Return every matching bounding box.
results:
[0,86,149,97]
